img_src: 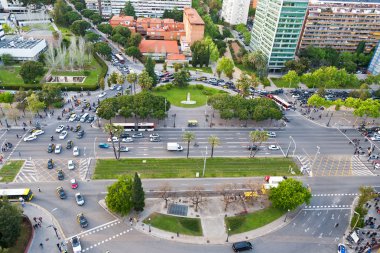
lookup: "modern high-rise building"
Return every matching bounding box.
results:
[221,0,251,25]
[299,0,380,53]
[250,0,308,71]
[85,0,191,18]
[368,41,380,76]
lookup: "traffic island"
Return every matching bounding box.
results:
[0,160,25,182]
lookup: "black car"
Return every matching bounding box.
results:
[232,241,253,252]
[282,116,290,123]
[76,130,85,139]
[57,170,64,180]
[120,133,130,138]
[66,140,73,149]
[77,213,88,228]
[86,116,95,123]
[47,159,54,169]
[56,186,66,199]
[247,145,258,150]
[47,143,55,153]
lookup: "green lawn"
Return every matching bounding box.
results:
[235,63,257,76]
[271,77,299,88]
[0,66,25,85]
[7,218,32,253]
[57,25,73,40]
[51,54,102,88]
[152,84,227,108]
[184,66,213,74]
[0,160,24,182]
[225,206,286,234]
[144,212,203,236]
[93,157,298,179]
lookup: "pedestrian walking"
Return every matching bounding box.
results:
[39,243,43,248]
[39,217,42,223]
[16,134,19,138]
[38,187,41,192]
[33,217,37,222]
[56,243,61,251]
[38,222,41,227]
[18,152,21,157]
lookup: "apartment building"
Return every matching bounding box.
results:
[368,41,380,76]
[250,0,308,71]
[0,0,27,13]
[86,0,191,18]
[183,7,204,45]
[221,0,251,25]
[109,15,186,40]
[298,0,380,53]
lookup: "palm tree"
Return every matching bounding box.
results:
[182,131,195,158]
[126,73,138,94]
[208,135,220,158]
[104,124,124,160]
[249,130,268,158]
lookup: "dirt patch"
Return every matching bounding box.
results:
[231,42,242,59]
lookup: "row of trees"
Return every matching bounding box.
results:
[235,24,251,45]
[208,94,283,123]
[307,94,380,118]
[285,45,374,75]
[106,173,145,216]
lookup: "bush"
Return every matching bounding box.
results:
[93,52,108,84]
[83,70,90,76]
[202,90,212,96]
[195,84,204,90]
[261,77,271,87]
[165,83,174,90]
[52,101,64,108]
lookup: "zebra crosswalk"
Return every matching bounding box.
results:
[79,158,89,180]
[15,160,38,183]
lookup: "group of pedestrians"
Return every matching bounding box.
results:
[33,216,43,230]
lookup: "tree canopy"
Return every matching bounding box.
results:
[173,69,190,88]
[191,40,211,67]
[106,175,134,216]
[216,57,234,79]
[132,172,145,211]
[162,8,183,22]
[144,57,157,86]
[19,61,45,84]
[0,199,23,248]
[121,1,136,17]
[269,178,312,211]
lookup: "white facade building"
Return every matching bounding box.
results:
[86,0,191,18]
[221,0,250,25]
[0,24,4,37]
[0,35,47,61]
[368,41,380,76]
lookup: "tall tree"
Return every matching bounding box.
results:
[105,175,133,216]
[236,73,259,97]
[19,61,44,84]
[182,131,195,158]
[126,72,138,94]
[132,172,145,211]
[216,57,234,79]
[26,94,45,116]
[208,135,220,158]
[172,69,190,87]
[269,178,312,211]
[70,20,91,36]
[0,199,22,248]
[144,57,157,86]
[282,70,300,88]
[125,46,141,60]
[138,70,153,90]
[97,23,113,35]
[121,1,136,17]
[249,130,268,158]
[104,123,124,160]
[96,98,118,123]
[53,0,69,26]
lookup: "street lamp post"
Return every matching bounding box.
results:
[148,218,151,232]
[284,209,290,222]
[202,146,208,177]
[226,228,231,242]
[172,113,176,128]
[326,112,334,127]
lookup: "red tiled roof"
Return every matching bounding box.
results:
[139,40,179,54]
[167,54,186,60]
[184,7,205,25]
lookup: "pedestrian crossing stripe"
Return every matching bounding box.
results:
[312,193,358,197]
[304,205,351,208]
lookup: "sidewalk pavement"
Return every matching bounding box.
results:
[22,202,68,253]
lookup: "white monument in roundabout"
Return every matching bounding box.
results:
[181,92,196,105]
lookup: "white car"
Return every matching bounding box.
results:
[23,135,37,142]
[31,129,45,136]
[267,132,277,138]
[55,144,62,154]
[98,91,107,98]
[268,145,280,150]
[132,133,144,138]
[75,193,85,206]
[110,85,116,90]
[71,236,82,253]
[68,160,75,170]
[116,86,122,91]
[117,146,129,152]
[292,94,300,98]
[56,125,65,133]
[149,133,160,138]
[375,163,380,170]
[73,146,80,156]
[370,135,380,141]
[59,131,68,140]
[107,136,119,142]
[69,114,77,122]
[121,137,134,143]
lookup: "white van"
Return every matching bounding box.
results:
[80,113,89,123]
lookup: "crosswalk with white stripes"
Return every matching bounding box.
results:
[351,156,375,176]
[15,160,37,183]
[79,158,89,180]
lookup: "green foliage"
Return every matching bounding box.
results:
[350,186,376,228]
[195,84,204,90]
[89,13,102,25]
[106,175,134,216]
[216,57,234,79]
[269,178,312,211]
[65,11,81,24]
[97,23,113,35]
[19,61,45,84]
[222,27,233,38]
[38,84,62,106]
[138,70,153,90]
[173,69,190,88]
[0,92,14,104]
[282,70,300,88]
[132,172,145,211]
[145,213,202,236]
[93,51,108,85]
[248,7,256,17]
[125,46,141,60]
[97,97,118,121]
[53,0,71,26]
[0,199,23,248]
[144,57,157,86]
[85,31,101,42]
[81,9,96,18]
[93,42,112,60]
[191,40,211,67]
[183,131,196,158]
[121,1,136,17]
[236,73,259,97]
[241,50,267,78]
[162,7,183,22]
[0,54,15,66]
[74,1,85,11]
[70,20,90,36]
[203,37,220,62]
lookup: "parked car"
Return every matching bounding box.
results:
[73,146,80,156]
[47,159,54,169]
[68,160,75,170]
[232,241,253,252]
[56,186,66,199]
[76,213,88,228]
[55,144,62,154]
[76,130,85,139]
[66,140,73,149]
[59,131,68,140]
[75,193,85,206]
[71,236,82,253]
[57,170,64,180]
[56,125,65,133]
[71,178,78,189]
[47,143,55,153]
[98,91,107,98]
[98,143,109,148]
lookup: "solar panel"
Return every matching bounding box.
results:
[167,203,188,216]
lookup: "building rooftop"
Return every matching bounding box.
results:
[184,7,205,25]
[139,40,179,54]
[167,53,186,60]
[0,36,43,49]
[110,15,134,22]
[310,0,380,3]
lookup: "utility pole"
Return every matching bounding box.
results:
[202,146,208,177]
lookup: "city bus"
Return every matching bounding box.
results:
[113,123,155,131]
[267,94,291,110]
[115,53,125,64]
[0,188,34,201]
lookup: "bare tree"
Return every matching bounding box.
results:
[77,37,86,69]
[159,182,173,208]
[45,45,57,70]
[188,186,205,212]
[217,183,236,211]
[68,37,77,70]
[244,180,261,205]
[5,105,20,125]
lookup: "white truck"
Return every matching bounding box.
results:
[167,143,183,151]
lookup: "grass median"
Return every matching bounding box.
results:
[225,206,286,234]
[144,212,203,236]
[93,157,297,179]
[0,160,24,182]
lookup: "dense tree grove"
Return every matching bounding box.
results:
[0,199,23,249]
[191,40,211,67]
[162,8,183,22]
[120,1,136,17]
[208,94,283,122]
[19,61,45,84]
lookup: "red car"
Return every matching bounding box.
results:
[71,178,78,189]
